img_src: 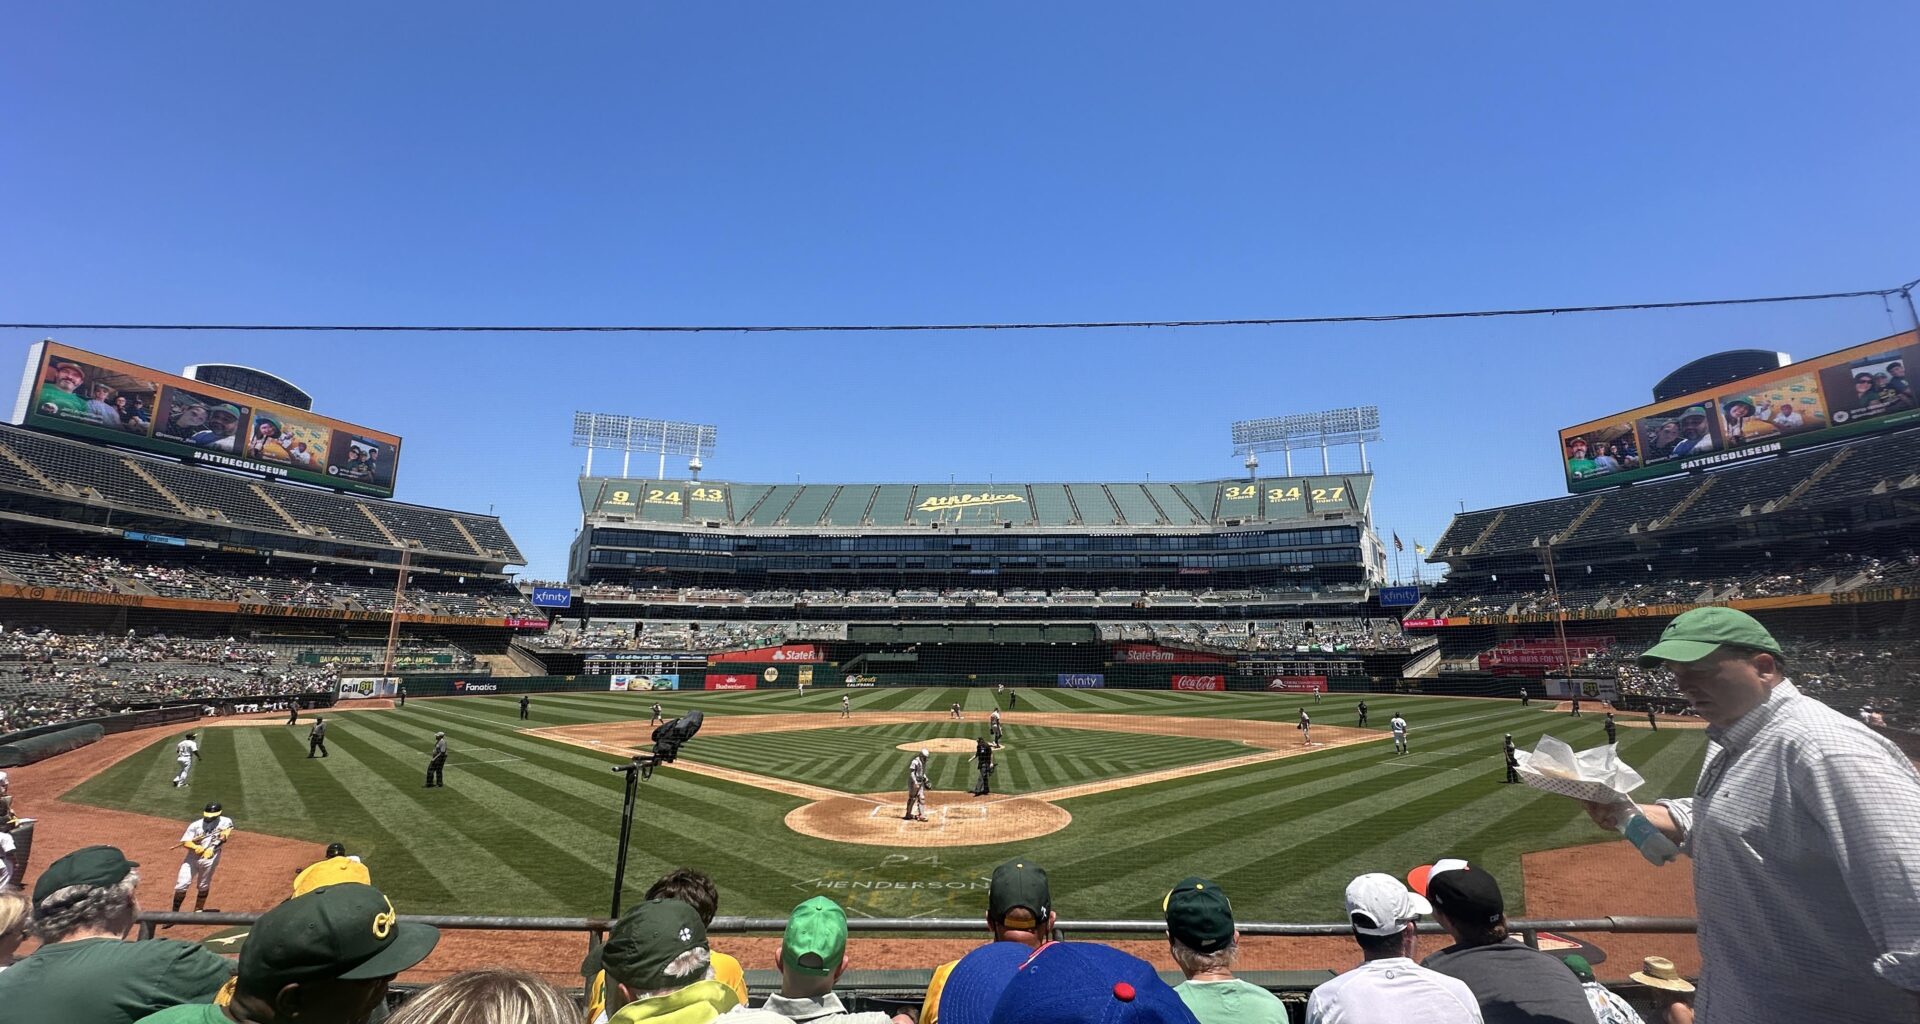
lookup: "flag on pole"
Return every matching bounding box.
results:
[1415,542,1426,556]
[1393,532,1404,552]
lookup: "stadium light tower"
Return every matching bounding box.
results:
[572,412,718,481]
[1231,406,1382,477]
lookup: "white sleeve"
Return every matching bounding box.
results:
[180,823,199,843]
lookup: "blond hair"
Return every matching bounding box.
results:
[0,890,29,942]
[387,969,580,1024]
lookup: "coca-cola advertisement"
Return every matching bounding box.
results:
[709,644,821,664]
[1112,643,1229,665]
[704,674,758,690]
[1170,675,1226,691]
[1266,676,1328,693]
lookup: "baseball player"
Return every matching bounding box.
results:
[1298,708,1312,747]
[1604,712,1617,744]
[841,693,852,719]
[173,732,201,788]
[397,683,407,707]
[989,707,1004,748]
[172,801,234,915]
[425,731,448,788]
[1355,700,1369,728]
[287,704,298,726]
[949,702,964,721]
[1570,697,1582,718]
[519,695,531,720]
[1390,712,1409,755]
[1519,686,1530,707]
[903,748,930,822]
[1503,743,1520,784]
[651,702,664,728]
[1646,706,1659,731]
[995,683,1006,705]
[1312,687,1321,704]
[307,716,328,758]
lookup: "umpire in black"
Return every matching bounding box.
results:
[1502,734,1520,784]
[307,717,328,758]
[1605,711,1618,744]
[971,737,995,796]
[519,695,530,720]
[424,731,448,788]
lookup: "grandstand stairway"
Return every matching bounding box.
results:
[356,504,404,546]
[248,484,309,533]
[448,517,488,557]
[1765,448,1851,514]
[1650,476,1718,531]
[0,441,58,492]
[1463,510,1506,555]
[122,460,195,516]
[1551,496,1605,544]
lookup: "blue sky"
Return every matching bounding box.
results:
[5,3,1918,580]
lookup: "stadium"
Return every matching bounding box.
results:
[2,323,1914,1022]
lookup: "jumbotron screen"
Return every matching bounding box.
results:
[1558,329,1918,493]
[10,340,404,498]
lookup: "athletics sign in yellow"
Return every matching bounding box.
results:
[915,492,1025,513]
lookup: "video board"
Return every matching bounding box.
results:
[11,341,403,498]
[1559,330,1918,493]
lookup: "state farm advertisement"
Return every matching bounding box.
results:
[1170,675,1226,691]
[704,673,759,690]
[709,644,821,664]
[1112,643,1229,664]
[1267,676,1328,693]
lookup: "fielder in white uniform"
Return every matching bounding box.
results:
[841,694,851,719]
[172,732,201,788]
[172,801,234,914]
[904,748,930,821]
[1390,713,1409,755]
[1300,708,1313,746]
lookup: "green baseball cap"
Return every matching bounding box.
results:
[1563,954,1596,982]
[33,845,139,905]
[602,898,708,992]
[782,896,848,975]
[239,883,439,990]
[1163,877,1235,954]
[989,859,1052,930]
[1637,607,1782,668]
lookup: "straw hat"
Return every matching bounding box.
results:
[1628,956,1694,993]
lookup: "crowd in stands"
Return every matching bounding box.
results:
[551,583,1372,608]
[520,621,847,653]
[0,544,535,621]
[0,629,337,732]
[1098,618,1427,654]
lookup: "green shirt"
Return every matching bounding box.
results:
[36,384,89,418]
[0,936,232,1024]
[136,1004,231,1024]
[1174,977,1290,1024]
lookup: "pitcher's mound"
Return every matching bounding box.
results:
[894,738,984,754]
[786,791,1070,847]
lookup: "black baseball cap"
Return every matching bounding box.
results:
[989,859,1052,930]
[1427,864,1505,926]
[240,883,439,988]
[33,845,138,905]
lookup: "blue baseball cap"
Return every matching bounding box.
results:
[987,942,1198,1024]
[936,942,1040,1024]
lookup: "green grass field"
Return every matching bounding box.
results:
[67,686,1707,923]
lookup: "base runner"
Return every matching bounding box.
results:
[173,732,201,788]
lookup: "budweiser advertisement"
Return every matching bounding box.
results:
[1267,676,1328,693]
[1112,643,1229,664]
[1170,674,1226,692]
[709,644,821,664]
[704,673,758,690]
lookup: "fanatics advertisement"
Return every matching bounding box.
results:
[705,673,758,690]
[13,341,404,498]
[1170,675,1226,691]
[1558,330,1917,493]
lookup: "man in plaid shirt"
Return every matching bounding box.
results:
[1587,608,1920,1023]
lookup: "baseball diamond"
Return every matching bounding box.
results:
[61,685,1709,922]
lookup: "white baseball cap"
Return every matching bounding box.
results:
[1345,873,1433,936]
[920,748,930,759]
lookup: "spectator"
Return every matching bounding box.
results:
[1626,958,1694,1024]
[920,859,1057,1024]
[292,842,371,897]
[1306,873,1480,1023]
[1562,955,1643,1024]
[1160,877,1287,1023]
[991,942,1197,1024]
[584,869,750,1023]
[385,969,578,1024]
[596,898,786,1024]
[762,896,902,1023]
[1587,608,1920,1023]
[136,881,438,1024]
[0,889,28,971]
[1412,861,1596,1024]
[0,845,232,1023]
